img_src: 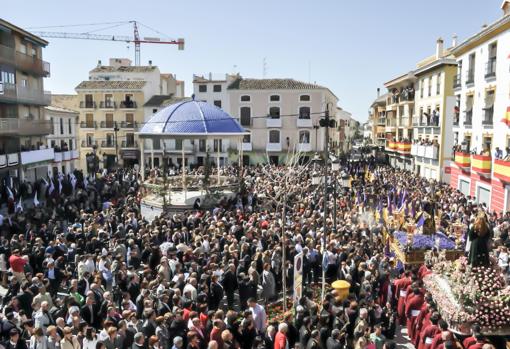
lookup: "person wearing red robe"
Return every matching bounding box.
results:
[462,324,482,349]
[379,273,391,305]
[430,321,450,349]
[418,262,433,280]
[418,312,441,349]
[393,271,411,323]
[412,298,433,346]
[405,287,424,339]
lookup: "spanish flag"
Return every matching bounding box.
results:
[502,106,510,126]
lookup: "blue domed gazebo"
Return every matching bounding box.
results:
[137,98,247,182]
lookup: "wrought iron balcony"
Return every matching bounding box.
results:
[120,121,138,129]
[485,58,496,79]
[80,121,97,129]
[81,140,97,147]
[119,100,137,108]
[121,141,138,148]
[100,121,116,129]
[482,107,494,127]
[466,69,475,85]
[453,73,461,89]
[80,101,96,109]
[99,101,117,109]
[101,140,117,148]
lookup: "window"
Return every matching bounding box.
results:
[84,94,94,108]
[243,134,251,143]
[19,43,27,54]
[213,139,223,152]
[152,108,158,114]
[487,42,497,78]
[240,107,251,126]
[105,113,114,128]
[270,95,280,102]
[213,100,222,108]
[300,95,310,102]
[240,95,251,102]
[86,133,94,146]
[198,85,207,92]
[428,78,432,97]
[31,47,37,57]
[213,85,222,92]
[50,140,55,148]
[269,130,280,143]
[60,118,64,135]
[420,79,424,98]
[467,53,476,83]
[436,73,441,95]
[175,139,182,150]
[68,119,72,134]
[104,94,114,108]
[299,131,310,144]
[199,139,206,152]
[299,106,311,119]
[0,71,15,84]
[125,113,134,128]
[69,139,73,150]
[269,106,280,119]
[85,114,94,128]
[126,133,135,147]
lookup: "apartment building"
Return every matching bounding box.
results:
[336,108,357,153]
[75,58,184,172]
[449,1,510,212]
[45,105,79,175]
[0,18,54,183]
[226,77,338,165]
[369,92,389,147]
[383,72,416,170]
[411,38,457,182]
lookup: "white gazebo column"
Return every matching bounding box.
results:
[151,139,155,170]
[140,139,145,180]
[239,136,244,171]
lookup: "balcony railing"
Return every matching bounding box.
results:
[0,118,52,136]
[80,121,97,129]
[119,101,137,108]
[81,140,97,147]
[485,58,496,79]
[454,152,471,169]
[482,107,494,127]
[453,73,461,89]
[241,142,252,151]
[120,121,138,129]
[121,141,138,148]
[80,101,97,109]
[15,51,50,77]
[266,142,282,152]
[100,121,116,129]
[0,44,15,65]
[101,141,117,148]
[297,118,312,128]
[20,148,55,165]
[471,154,492,176]
[466,69,475,85]
[494,159,510,183]
[266,117,282,128]
[99,101,117,109]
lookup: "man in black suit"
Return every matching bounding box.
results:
[4,329,27,349]
[221,264,238,309]
[16,283,33,317]
[44,261,63,296]
[80,295,99,328]
[1,313,18,342]
[141,309,156,338]
[208,274,224,310]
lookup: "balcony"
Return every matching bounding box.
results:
[241,142,252,151]
[454,152,471,169]
[453,115,460,126]
[482,107,494,128]
[453,73,461,89]
[485,58,496,79]
[266,142,282,152]
[266,117,282,128]
[121,141,138,148]
[119,101,137,109]
[80,101,97,109]
[0,118,52,136]
[54,150,78,162]
[466,69,475,85]
[0,83,51,105]
[471,154,491,176]
[0,44,15,65]
[297,143,312,152]
[99,101,117,109]
[424,145,439,160]
[100,121,116,129]
[20,148,54,165]
[15,51,50,77]
[80,121,97,129]
[120,121,138,129]
[296,118,312,128]
[81,140,97,148]
[494,159,510,183]
[0,154,6,168]
[411,143,418,156]
[396,142,411,155]
[417,144,426,157]
[101,141,117,148]
[385,141,397,152]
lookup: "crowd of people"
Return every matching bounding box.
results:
[0,159,506,349]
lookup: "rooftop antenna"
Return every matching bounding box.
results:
[262,57,267,78]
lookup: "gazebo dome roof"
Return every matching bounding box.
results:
[138,99,246,137]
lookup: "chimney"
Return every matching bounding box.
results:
[148,60,152,66]
[436,37,444,59]
[97,60,102,67]
[452,34,458,47]
[377,88,380,97]
[209,72,212,81]
[482,24,488,29]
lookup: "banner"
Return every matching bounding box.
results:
[294,252,303,303]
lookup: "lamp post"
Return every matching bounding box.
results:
[331,159,340,235]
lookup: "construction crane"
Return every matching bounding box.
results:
[31,21,184,66]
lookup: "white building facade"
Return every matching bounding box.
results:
[45,106,79,175]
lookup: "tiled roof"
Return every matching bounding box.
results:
[90,65,157,73]
[144,95,190,107]
[227,78,326,90]
[75,80,146,90]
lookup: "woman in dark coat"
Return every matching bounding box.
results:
[468,212,491,267]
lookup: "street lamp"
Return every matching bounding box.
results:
[312,171,321,186]
[331,159,340,172]
[341,170,351,188]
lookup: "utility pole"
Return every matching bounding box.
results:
[114,122,119,168]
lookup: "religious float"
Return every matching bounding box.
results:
[423,256,510,336]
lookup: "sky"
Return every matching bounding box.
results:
[3,0,503,122]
